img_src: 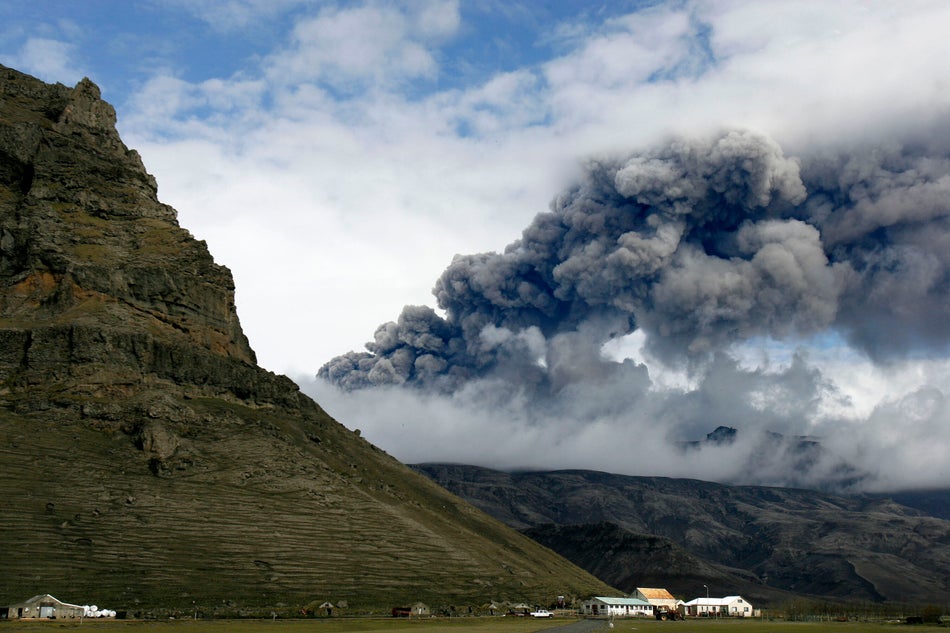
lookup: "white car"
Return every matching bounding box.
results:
[530,610,553,618]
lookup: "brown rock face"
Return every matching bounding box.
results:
[0,65,255,383]
[0,66,616,614]
[0,66,317,414]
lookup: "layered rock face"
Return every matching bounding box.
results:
[0,66,615,614]
[0,64,269,402]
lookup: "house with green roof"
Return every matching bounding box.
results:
[580,596,653,618]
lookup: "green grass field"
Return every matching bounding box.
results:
[0,618,945,633]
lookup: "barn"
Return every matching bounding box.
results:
[1,594,85,620]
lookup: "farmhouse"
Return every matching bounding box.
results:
[683,595,755,617]
[1,594,85,620]
[580,596,653,617]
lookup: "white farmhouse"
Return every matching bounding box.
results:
[580,596,653,618]
[683,595,755,617]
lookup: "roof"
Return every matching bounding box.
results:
[590,597,651,606]
[636,588,676,601]
[684,596,747,606]
[23,594,54,603]
[7,594,86,610]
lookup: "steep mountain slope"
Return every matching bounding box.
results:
[0,65,616,615]
[412,464,950,605]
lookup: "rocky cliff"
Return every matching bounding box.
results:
[0,64,269,401]
[0,65,616,615]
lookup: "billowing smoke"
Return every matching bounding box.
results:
[320,130,948,389]
[314,129,950,491]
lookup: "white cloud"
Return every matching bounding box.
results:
[545,7,696,90]
[1,37,79,85]
[531,0,950,156]
[263,2,461,90]
[412,0,460,40]
[124,73,267,141]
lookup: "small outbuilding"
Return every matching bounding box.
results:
[507,602,531,616]
[2,594,86,620]
[410,602,429,617]
[391,602,429,617]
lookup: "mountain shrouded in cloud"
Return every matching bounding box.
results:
[319,130,947,393]
[314,129,949,493]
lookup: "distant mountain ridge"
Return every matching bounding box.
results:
[411,463,950,605]
[0,65,615,614]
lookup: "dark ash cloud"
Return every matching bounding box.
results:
[314,129,950,492]
[320,130,950,392]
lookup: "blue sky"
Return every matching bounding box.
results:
[1,3,664,91]
[2,1,948,489]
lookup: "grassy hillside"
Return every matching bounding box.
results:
[0,391,617,615]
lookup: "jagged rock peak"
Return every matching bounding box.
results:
[0,65,299,406]
[0,66,155,193]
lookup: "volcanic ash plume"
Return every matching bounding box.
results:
[320,129,950,397]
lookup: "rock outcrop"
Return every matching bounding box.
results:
[0,64,274,403]
[0,65,616,615]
